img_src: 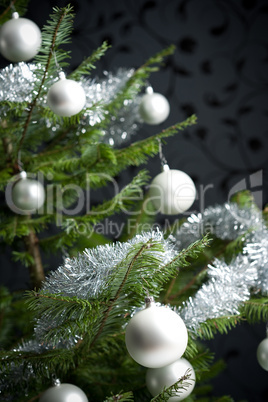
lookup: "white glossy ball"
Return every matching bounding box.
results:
[47,79,86,117]
[12,178,45,211]
[149,169,196,215]
[39,383,88,402]
[139,92,170,125]
[0,17,41,62]
[146,358,196,401]
[125,304,188,368]
[257,337,268,371]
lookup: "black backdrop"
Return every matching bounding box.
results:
[1,0,268,400]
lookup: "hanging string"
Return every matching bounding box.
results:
[157,138,169,170]
[10,1,16,13]
[52,50,65,79]
[17,150,24,172]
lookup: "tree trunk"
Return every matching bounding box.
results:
[26,229,45,289]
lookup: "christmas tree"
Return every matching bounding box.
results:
[0,2,268,401]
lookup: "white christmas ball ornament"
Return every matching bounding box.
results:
[149,167,196,215]
[125,298,188,368]
[0,13,41,62]
[39,382,88,402]
[47,77,86,117]
[12,174,45,212]
[257,337,268,371]
[146,357,196,401]
[139,89,170,125]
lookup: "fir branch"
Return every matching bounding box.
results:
[35,170,150,253]
[163,235,211,303]
[88,242,149,349]
[69,41,111,80]
[197,314,244,340]
[110,116,197,174]
[26,291,98,344]
[198,359,226,383]
[242,298,268,323]
[66,169,150,225]
[0,0,29,22]
[27,116,197,178]
[104,391,134,402]
[150,368,193,402]
[104,45,176,118]
[17,5,74,159]
[0,348,75,377]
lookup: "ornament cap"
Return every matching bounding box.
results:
[12,12,19,19]
[53,378,61,387]
[19,171,27,179]
[146,86,154,95]
[59,71,66,80]
[145,296,155,308]
[162,163,170,172]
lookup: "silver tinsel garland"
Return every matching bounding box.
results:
[175,203,262,249]
[0,63,37,102]
[179,256,258,332]
[175,203,268,297]
[174,203,268,332]
[81,69,143,146]
[0,63,143,146]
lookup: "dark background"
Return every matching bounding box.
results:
[1,0,268,400]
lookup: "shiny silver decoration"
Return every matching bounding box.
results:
[39,382,88,402]
[139,87,170,125]
[125,301,188,368]
[0,13,42,62]
[11,174,46,212]
[146,357,195,400]
[149,169,196,215]
[47,76,86,117]
[257,337,268,371]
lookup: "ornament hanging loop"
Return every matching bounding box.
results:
[10,1,17,15]
[52,50,64,79]
[157,138,169,171]
[17,150,24,172]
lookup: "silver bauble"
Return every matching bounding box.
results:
[139,91,170,125]
[257,337,268,371]
[125,302,188,368]
[146,357,196,401]
[0,14,41,62]
[39,383,88,402]
[12,177,45,212]
[149,168,196,215]
[47,78,86,117]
